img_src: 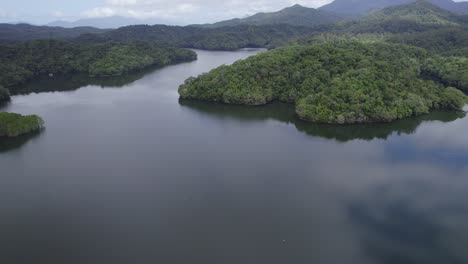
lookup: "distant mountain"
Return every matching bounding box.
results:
[320,0,468,16]
[366,0,465,25]
[335,1,467,33]
[0,23,108,42]
[47,16,172,29]
[195,4,343,28]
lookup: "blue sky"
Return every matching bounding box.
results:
[0,0,467,25]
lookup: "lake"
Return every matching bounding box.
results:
[1,49,468,264]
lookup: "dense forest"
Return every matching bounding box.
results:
[77,24,327,50]
[0,40,197,90]
[179,41,466,124]
[0,112,44,137]
[0,86,10,102]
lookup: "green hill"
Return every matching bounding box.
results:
[320,0,468,16]
[0,40,197,89]
[179,41,466,124]
[196,5,343,28]
[366,0,464,26]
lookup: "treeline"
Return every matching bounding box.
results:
[0,86,10,102]
[0,40,197,89]
[77,24,329,51]
[179,41,466,124]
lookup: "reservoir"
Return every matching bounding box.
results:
[1,49,468,264]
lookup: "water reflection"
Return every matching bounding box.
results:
[179,99,466,142]
[0,131,41,153]
[9,66,161,95]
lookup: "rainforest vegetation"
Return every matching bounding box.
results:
[179,41,466,124]
[0,41,197,90]
[0,112,44,137]
[0,86,10,102]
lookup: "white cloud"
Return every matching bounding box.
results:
[83,7,117,18]
[52,10,65,18]
[81,0,336,23]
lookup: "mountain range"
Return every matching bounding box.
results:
[195,4,342,28]
[28,0,468,29]
[47,16,173,29]
[321,0,468,16]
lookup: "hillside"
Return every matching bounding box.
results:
[0,40,197,88]
[333,1,468,33]
[178,41,467,124]
[366,0,465,25]
[0,23,108,42]
[320,0,468,16]
[78,24,325,50]
[196,4,343,28]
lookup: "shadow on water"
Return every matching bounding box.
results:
[179,99,466,142]
[348,199,468,264]
[0,130,42,154]
[9,66,164,95]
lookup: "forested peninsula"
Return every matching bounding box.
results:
[179,40,467,124]
[0,41,197,90]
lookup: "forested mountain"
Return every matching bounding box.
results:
[0,23,108,42]
[366,0,466,25]
[179,41,467,124]
[195,4,343,28]
[332,1,468,33]
[320,0,468,16]
[77,24,327,50]
[0,40,196,89]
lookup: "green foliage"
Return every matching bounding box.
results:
[80,24,327,51]
[179,41,467,124]
[0,40,197,89]
[423,56,468,92]
[0,86,10,102]
[388,28,468,56]
[0,112,44,137]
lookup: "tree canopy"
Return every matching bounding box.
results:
[179,41,466,124]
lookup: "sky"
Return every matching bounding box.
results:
[0,0,467,25]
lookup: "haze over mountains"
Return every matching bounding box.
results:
[195,4,342,28]
[321,0,468,16]
[6,0,464,29]
[47,16,173,29]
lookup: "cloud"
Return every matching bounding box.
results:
[52,10,66,18]
[81,0,335,23]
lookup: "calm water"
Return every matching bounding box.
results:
[1,49,468,264]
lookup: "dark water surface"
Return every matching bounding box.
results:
[1,49,468,264]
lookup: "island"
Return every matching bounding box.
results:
[0,112,44,137]
[179,41,467,124]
